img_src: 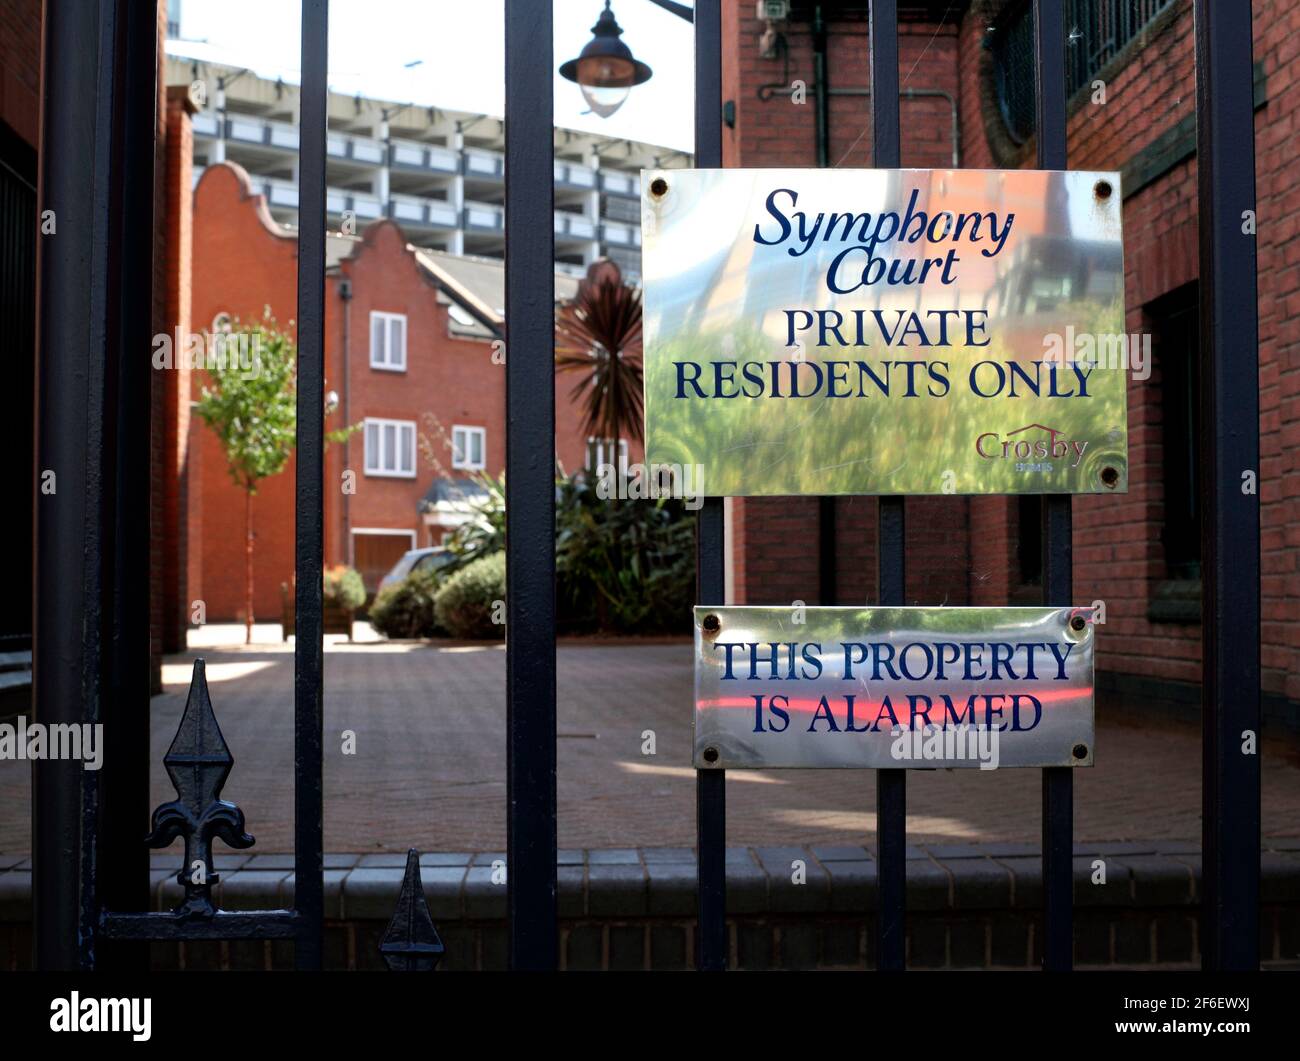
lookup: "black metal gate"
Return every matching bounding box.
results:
[32,0,1260,972]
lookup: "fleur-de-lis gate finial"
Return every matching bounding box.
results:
[145,658,255,917]
[380,849,445,971]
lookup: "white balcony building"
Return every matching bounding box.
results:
[166,53,688,281]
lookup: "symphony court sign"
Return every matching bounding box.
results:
[642,169,1114,768]
[641,168,1128,496]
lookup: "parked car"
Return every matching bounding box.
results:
[378,546,455,592]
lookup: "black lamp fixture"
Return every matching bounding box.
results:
[559,1,654,119]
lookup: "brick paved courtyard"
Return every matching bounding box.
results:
[2,625,1299,853]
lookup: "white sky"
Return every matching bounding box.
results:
[171,0,696,153]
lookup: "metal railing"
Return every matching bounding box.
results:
[32,0,1260,973]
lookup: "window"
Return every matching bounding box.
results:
[991,0,1177,145]
[364,418,417,478]
[451,425,486,471]
[370,311,407,371]
[586,437,629,476]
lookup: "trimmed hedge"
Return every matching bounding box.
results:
[324,565,366,611]
[433,552,505,640]
[368,567,444,639]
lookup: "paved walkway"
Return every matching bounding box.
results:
[2,625,1298,852]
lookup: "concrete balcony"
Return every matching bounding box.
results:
[554,212,597,242]
[600,170,641,198]
[326,187,384,221]
[389,193,459,230]
[193,112,385,167]
[554,160,598,189]
[193,110,220,137]
[328,131,385,166]
[463,148,504,180]
[601,219,642,248]
[224,113,300,151]
[390,137,460,175]
[462,200,504,231]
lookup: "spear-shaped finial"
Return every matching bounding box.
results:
[145,658,255,916]
[380,849,446,971]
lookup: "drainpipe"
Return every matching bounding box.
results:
[813,6,830,168]
[339,276,353,566]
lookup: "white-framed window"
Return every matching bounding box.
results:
[451,425,486,471]
[587,437,629,476]
[364,418,417,478]
[369,311,407,371]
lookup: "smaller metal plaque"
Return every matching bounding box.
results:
[693,606,1095,770]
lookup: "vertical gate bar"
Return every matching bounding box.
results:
[693,0,727,973]
[1193,0,1260,971]
[813,4,837,611]
[870,0,906,974]
[293,0,329,971]
[504,0,558,970]
[1033,0,1074,973]
[33,0,124,971]
[99,0,158,970]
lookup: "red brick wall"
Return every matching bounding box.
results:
[959,0,1296,700]
[1252,0,1300,704]
[149,0,168,689]
[0,0,40,145]
[722,0,1298,710]
[190,164,302,622]
[189,163,621,621]
[721,1,969,606]
[159,85,195,653]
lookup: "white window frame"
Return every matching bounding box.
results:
[451,424,486,471]
[587,437,629,477]
[363,417,418,478]
[369,310,408,371]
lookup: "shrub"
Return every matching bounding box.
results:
[323,565,366,611]
[368,567,444,639]
[434,552,505,640]
[555,474,694,635]
[440,472,505,572]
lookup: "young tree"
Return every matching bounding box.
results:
[555,259,644,459]
[194,314,297,645]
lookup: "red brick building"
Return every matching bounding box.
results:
[132,1,1297,729]
[720,0,1297,728]
[183,160,635,620]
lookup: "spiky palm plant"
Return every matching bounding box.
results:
[555,259,644,450]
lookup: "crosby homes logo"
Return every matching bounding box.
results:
[976,422,1088,469]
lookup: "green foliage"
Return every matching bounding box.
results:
[643,303,1128,494]
[323,565,366,611]
[554,476,694,635]
[440,472,506,571]
[369,472,697,641]
[193,313,298,493]
[368,567,445,639]
[433,552,506,640]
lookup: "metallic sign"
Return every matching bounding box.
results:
[642,168,1128,496]
[692,606,1095,770]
